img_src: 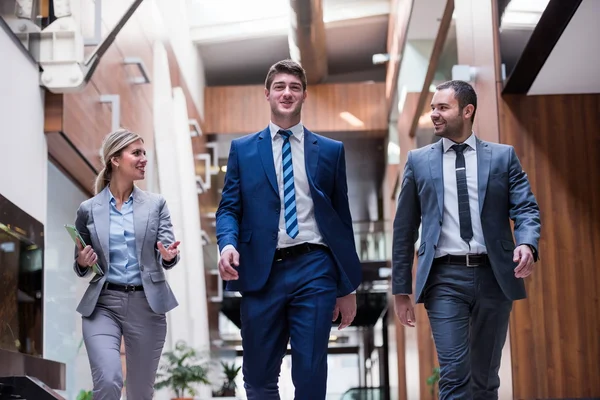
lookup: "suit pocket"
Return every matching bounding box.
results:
[418,242,426,256]
[239,230,252,243]
[90,274,103,283]
[150,271,166,283]
[500,240,515,251]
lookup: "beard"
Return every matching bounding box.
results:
[434,117,463,140]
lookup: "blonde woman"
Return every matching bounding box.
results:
[73,129,180,399]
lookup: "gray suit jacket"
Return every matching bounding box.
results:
[73,186,179,317]
[392,138,541,303]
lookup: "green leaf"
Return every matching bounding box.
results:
[76,389,93,400]
[153,340,211,397]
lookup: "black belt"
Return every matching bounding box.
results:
[104,282,144,292]
[274,243,328,262]
[433,254,490,267]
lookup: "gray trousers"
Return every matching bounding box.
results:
[82,288,167,400]
[423,263,512,400]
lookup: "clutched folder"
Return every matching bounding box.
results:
[64,224,104,276]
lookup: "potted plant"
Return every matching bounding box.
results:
[76,390,93,400]
[426,366,440,397]
[214,361,241,397]
[154,340,210,400]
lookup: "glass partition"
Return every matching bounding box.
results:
[354,220,389,262]
[0,193,44,357]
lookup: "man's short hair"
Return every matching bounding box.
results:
[436,80,477,122]
[265,59,308,91]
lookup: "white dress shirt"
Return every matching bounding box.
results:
[221,122,326,255]
[435,133,487,257]
[269,121,326,249]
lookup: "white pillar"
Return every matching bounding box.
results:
[172,87,211,399]
[152,41,191,348]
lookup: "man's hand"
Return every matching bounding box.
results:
[218,248,240,281]
[76,238,98,268]
[332,293,356,330]
[514,244,535,278]
[394,294,416,327]
[157,241,181,262]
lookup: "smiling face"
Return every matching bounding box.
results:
[111,139,147,182]
[265,72,307,127]
[430,87,474,141]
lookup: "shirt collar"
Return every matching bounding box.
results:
[108,187,134,205]
[442,132,477,153]
[269,121,304,142]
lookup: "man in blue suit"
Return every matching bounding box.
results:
[392,80,541,399]
[215,59,362,400]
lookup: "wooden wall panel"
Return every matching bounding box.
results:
[101,2,155,110]
[204,82,387,134]
[87,34,154,142]
[500,94,600,399]
[46,132,98,194]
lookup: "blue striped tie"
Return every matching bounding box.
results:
[279,129,298,238]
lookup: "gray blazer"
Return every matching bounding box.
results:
[73,186,179,317]
[392,138,541,303]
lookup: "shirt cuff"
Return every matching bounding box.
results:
[162,257,177,267]
[525,243,539,261]
[220,244,236,255]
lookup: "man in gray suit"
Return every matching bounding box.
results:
[392,80,541,400]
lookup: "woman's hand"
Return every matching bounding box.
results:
[76,238,98,268]
[157,241,181,262]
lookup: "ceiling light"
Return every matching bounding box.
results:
[339,112,365,128]
[372,53,390,65]
[501,0,549,29]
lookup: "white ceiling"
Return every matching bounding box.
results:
[406,0,449,40]
[189,0,389,86]
[528,0,600,95]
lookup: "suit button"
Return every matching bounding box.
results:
[272,233,277,240]
[439,220,443,226]
[276,208,280,213]
[140,265,144,271]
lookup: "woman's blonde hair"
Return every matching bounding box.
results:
[94,128,144,195]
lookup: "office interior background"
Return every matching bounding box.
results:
[0,0,598,399]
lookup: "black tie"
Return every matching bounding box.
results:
[452,143,473,245]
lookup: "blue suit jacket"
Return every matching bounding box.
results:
[392,138,541,303]
[216,127,362,297]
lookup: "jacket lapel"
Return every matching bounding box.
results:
[132,186,150,262]
[476,139,491,214]
[258,127,279,196]
[429,140,444,217]
[304,128,319,183]
[91,187,110,269]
